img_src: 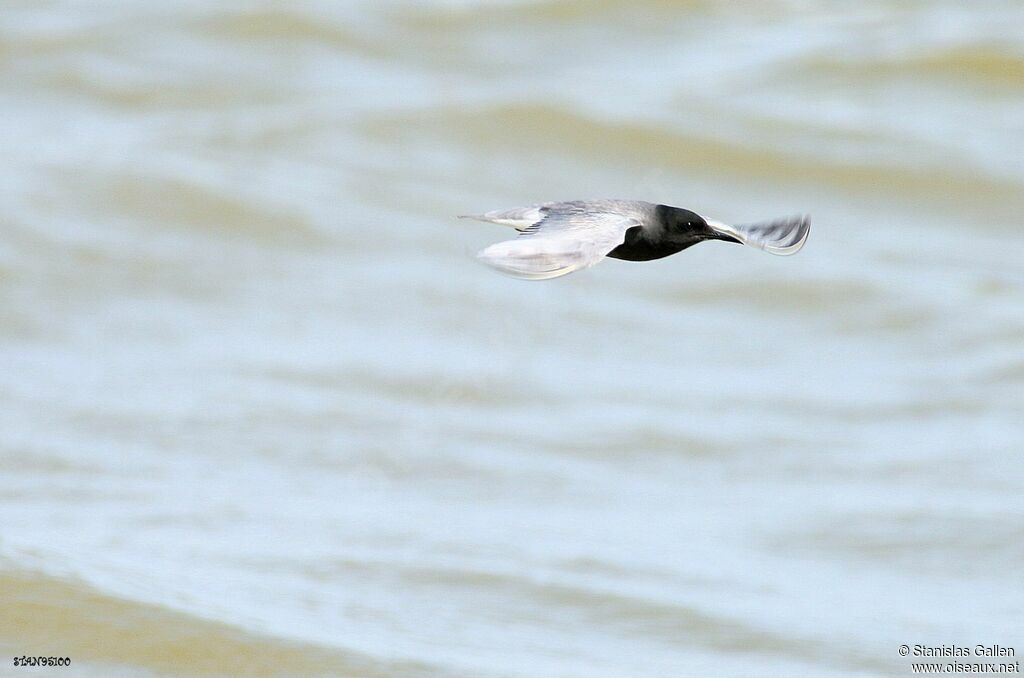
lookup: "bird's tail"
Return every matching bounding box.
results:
[705,214,810,256]
[458,205,546,230]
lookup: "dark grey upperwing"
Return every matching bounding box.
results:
[704,214,810,255]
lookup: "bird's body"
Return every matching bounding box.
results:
[605,202,738,261]
[461,200,809,280]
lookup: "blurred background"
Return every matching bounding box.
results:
[1,1,1022,676]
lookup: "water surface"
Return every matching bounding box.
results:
[1,1,1022,676]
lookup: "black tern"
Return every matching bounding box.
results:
[462,200,810,280]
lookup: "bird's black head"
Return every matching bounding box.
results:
[656,204,709,235]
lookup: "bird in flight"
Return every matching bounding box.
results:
[462,200,809,280]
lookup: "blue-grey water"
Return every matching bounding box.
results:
[1,2,1022,676]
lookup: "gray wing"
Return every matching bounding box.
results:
[704,214,810,256]
[476,205,639,280]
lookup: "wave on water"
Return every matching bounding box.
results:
[0,566,437,677]
[791,44,1024,87]
[364,103,1024,226]
[56,169,324,244]
[1,2,1022,676]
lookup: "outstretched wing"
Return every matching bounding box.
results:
[477,205,639,280]
[704,214,810,256]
